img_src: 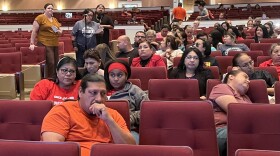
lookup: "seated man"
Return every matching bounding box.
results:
[232,52,277,96]
[41,74,136,156]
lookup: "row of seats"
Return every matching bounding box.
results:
[2,100,280,156]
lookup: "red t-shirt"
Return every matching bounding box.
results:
[30,79,81,105]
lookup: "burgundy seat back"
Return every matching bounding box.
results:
[127,79,141,88]
[206,66,220,79]
[236,39,255,48]
[235,149,280,156]
[10,39,29,46]
[246,80,269,103]
[148,79,200,101]
[173,56,181,67]
[15,42,30,51]
[228,104,280,156]
[259,38,280,43]
[210,50,222,57]
[0,52,22,73]
[0,140,79,156]
[274,81,280,104]
[130,67,167,90]
[139,101,219,156]
[105,100,130,130]
[215,56,234,74]
[250,43,273,56]
[0,43,12,48]
[0,47,16,53]
[0,100,53,141]
[20,47,46,65]
[257,56,271,66]
[91,144,193,156]
[206,79,221,99]
[58,38,73,53]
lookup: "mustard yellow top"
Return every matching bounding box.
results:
[35,14,61,46]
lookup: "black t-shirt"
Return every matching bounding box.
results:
[93,14,114,45]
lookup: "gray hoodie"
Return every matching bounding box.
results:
[109,82,149,130]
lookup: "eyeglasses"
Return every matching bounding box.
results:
[185,55,199,60]
[239,60,254,68]
[135,36,146,38]
[60,68,76,75]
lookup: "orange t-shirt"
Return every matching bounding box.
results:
[173,7,186,21]
[30,79,81,105]
[35,14,61,46]
[41,101,129,156]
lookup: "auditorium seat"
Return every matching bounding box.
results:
[20,47,45,88]
[10,39,29,46]
[173,56,181,67]
[255,67,279,80]
[210,50,222,57]
[15,42,30,51]
[127,79,141,88]
[274,81,280,104]
[257,56,271,66]
[260,38,280,43]
[228,104,280,156]
[0,52,24,99]
[0,43,12,48]
[0,47,16,53]
[0,140,79,156]
[130,67,167,90]
[250,43,273,56]
[206,79,221,99]
[148,79,200,101]
[139,101,219,156]
[215,56,234,74]
[206,66,220,79]
[0,100,53,140]
[105,100,130,130]
[236,149,280,156]
[91,144,193,156]
[236,39,255,48]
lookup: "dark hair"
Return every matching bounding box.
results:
[83,8,94,15]
[52,56,82,83]
[254,25,269,43]
[215,26,226,36]
[82,48,103,76]
[229,26,242,38]
[161,24,171,31]
[238,25,247,39]
[225,31,236,41]
[104,60,131,90]
[221,22,230,31]
[232,52,248,66]
[139,41,152,49]
[80,74,105,93]
[44,3,53,9]
[210,30,223,48]
[223,70,244,83]
[196,32,208,40]
[197,0,206,7]
[178,47,204,73]
[178,2,183,7]
[96,4,105,9]
[264,22,274,38]
[135,31,146,37]
[165,35,178,50]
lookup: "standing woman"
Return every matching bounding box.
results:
[72,8,102,67]
[29,3,62,78]
[93,4,114,45]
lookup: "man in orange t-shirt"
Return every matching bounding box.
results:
[172,2,186,22]
[41,74,136,156]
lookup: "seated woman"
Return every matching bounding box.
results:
[254,25,270,43]
[131,41,166,67]
[156,35,183,70]
[209,70,251,156]
[104,60,149,143]
[217,31,250,56]
[30,56,82,105]
[169,47,214,99]
[194,38,219,67]
[82,48,104,76]
[95,43,116,66]
[259,43,280,80]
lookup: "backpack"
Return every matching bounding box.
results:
[208,10,214,20]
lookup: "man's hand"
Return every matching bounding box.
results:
[89,103,112,121]
[29,44,36,51]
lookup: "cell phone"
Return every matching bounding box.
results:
[51,25,58,33]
